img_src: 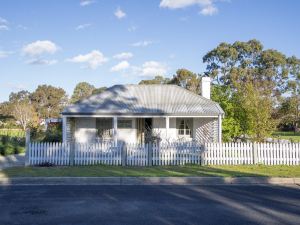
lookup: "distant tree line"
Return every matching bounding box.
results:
[0,39,299,142]
[0,83,108,130]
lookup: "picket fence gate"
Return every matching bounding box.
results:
[74,142,122,166]
[26,141,300,166]
[152,142,201,166]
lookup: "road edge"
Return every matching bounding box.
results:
[0,177,299,186]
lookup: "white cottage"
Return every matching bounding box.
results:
[62,77,224,144]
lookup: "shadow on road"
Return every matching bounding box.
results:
[0,184,299,225]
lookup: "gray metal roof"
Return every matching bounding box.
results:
[62,85,224,116]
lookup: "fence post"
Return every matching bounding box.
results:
[252,142,257,164]
[121,143,127,166]
[69,141,75,166]
[148,142,153,166]
[200,143,205,166]
[25,129,30,166]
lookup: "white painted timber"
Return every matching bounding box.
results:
[27,141,300,166]
[193,118,218,142]
[28,142,70,166]
[74,117,97,143]
[202,142,300,166]
[117,118,137,143]
[165,117,169,139]
[62,117,67,143]
[113,117,118,145]
[201,77,211,99]
[218,115,222,143]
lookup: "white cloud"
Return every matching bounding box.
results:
[131,41,153,47]
[17,24,28,30]
[160,0,211,9]
[0,51,13,58]
[75,23,91,30]
[80,0,95,6]
[0,25,9,30]
[179,16,189,22]
[0,17,9,30]
[159,0,219,16]
[0,17,8,24]
[111,60,130,72]
[113,52,133,60]
[5,83,27,91]
[22,40,59,56]
[67,50,108,69]
[137,61,168,77]
[26,59,57,65]
[169,53,176,59]
[114,7,126,19]
[128,25,137,32]
[200,4,218,15]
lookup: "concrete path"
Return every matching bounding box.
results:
[0,153,25,169]
[0,184,300,225]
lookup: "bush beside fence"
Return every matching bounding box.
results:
[26,141,300,166]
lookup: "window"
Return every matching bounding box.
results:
[96,118,113,139]
[177,119,192,137]
[118,119,132,128]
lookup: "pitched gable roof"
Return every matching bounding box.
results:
[62,85,224,116]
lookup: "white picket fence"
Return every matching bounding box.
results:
[28,142,70,165]
[126,143,149,166]
[152,142,201,165]
[203,142,300,165]
[27,141,300,166]
[74,142,122,165]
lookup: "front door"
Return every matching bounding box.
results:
[137,118,145,144]
[144,118,152,143]
[136,118,153,144]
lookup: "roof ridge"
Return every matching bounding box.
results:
[126,84,178,86]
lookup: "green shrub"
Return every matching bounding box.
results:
[0,134,25,156]
[0,144,4,155]
[31,124,62,142]
[1,135,9,145]
[30,127,46,142]
[14,145,24,154]
[0,143,15,156]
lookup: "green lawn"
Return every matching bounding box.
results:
[272,131,300,142]
[1,165,300,178]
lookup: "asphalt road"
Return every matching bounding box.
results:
[0,185,300,225]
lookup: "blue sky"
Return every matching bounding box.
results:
[0,0,300,102]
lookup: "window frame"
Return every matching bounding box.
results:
[118,119,133,129]
[96,118,113,139]
[177,119,192,138]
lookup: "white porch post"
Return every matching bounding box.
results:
[62,116,67,143]
[165,116,169,139]
[113,116,118,145]
[218,114,222,143]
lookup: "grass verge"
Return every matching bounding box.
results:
[1,165,300,178]
[272,131,300,142]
